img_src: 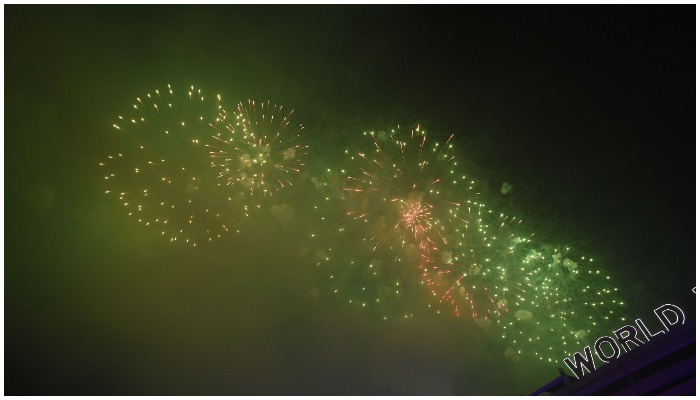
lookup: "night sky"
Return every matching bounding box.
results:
[5,5,696,396]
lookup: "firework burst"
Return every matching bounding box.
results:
[100,84,240,246]
[498,243,626,363]
[342,125,478,256]
[207,100,306,198]
[420,202,531,320]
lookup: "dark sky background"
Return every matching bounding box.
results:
[5,5,696,396]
